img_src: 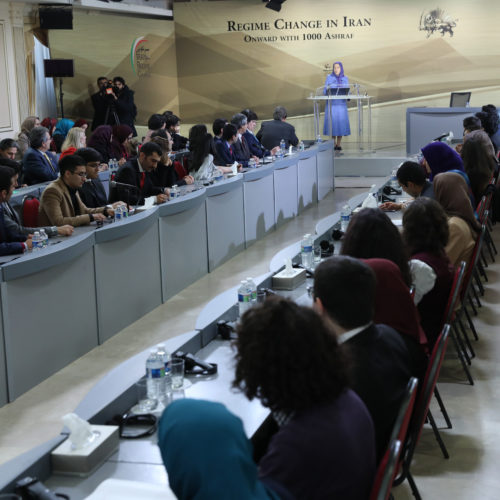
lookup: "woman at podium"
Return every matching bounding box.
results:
[323,62,351,151]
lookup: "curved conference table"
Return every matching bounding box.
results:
[0,176,398,498]
[0,142,334,408]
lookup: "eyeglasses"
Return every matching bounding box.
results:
[74,172,87,178]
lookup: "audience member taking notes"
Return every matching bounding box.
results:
[39,155,112,227]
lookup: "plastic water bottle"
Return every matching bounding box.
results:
[171,185,179,198]
[279,139,286,158]
[121,205,128,218]
[316,134,322,143]
[390,169,399,189]
[299,140,305,151]
[145,349,164,401]
[40,229,48,248]
[340,205,351,232]
[115,205,122,221]
[32,231,41,251]
[238,280,251,316]
[301,234,313,268]
[156,344,171,395]
[246,277,257,303]
[369,184,379,203]
[110,158,118,173]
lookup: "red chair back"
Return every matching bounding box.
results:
[441,261,466,325]
[22,195,40,227]
[389,377,419,446]
[174,159,188,179]
[369,440,402,500]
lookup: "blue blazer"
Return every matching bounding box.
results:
[23,148,59,185]
[215,140,235,166]
[0,206,26,255]
[243,130,268,158]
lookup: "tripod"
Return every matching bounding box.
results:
[104,101,120,126]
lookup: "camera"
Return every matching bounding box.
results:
[102,80,117,97]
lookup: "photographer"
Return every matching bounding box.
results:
[90,77,109,131]
[110,76,137,136]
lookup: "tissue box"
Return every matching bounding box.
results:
[51,425,119,477]
[272,267,307,290]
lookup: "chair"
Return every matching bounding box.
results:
[369,440,402,500]
[22,195,40,228]
[393,325,450,500]
[174,159,188,179]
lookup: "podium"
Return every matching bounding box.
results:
[307,83,372,150]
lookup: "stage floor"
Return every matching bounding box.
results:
[332,141,409,177]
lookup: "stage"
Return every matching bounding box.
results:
[332,141,408,177]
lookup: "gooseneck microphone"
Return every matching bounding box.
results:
[110,180,139,191]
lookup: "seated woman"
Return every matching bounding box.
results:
[110,124,133,166]
[187,125,235,181]
[233,297,376,500]
[87,125,113,163]
[434,172,481,267]
[461,130,497,202]
[149,130,193,188]
[421,141,465,180]
[16,116,39,160]
[158,399,287,500]
[365,258,430,369]
[340,207,412,286]
[60,127,86,159]
[41,117,58,152]
[402,197,454,347]
[52,118,75,153]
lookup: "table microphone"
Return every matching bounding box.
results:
[110,180,139,191]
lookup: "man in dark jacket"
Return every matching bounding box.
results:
[256,106,299,150]
[111,76,137,136]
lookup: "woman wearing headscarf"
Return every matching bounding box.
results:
[365,258,429,355]
[323,61,350,151]
[41,117,58,152]
[421,141,465,180]
[158,399,286,500]
[73,118,88,131]
[52,118,75,153]
[434,172,481,268]
[87,125,113,163]
[16,116,39,159]
[461,130,498,203]
[402,198,454,348]
[110,124,133,165]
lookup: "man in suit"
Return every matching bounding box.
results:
[0,165,32,254]
[256,106,299,150]
[39,155,111,227]
[0,158,73,238]
[76,147,110,208]
[214,123,238,166]
[313,255,413,462]
[241,109,279,158]
[22,126,59,185]
[212,118,227,147]
[109,141,168,206]
[230,113,259,168]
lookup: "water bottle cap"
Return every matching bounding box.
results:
[157,344,165,349]
[149,349,156,354]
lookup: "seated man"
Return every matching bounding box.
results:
[230,113,259,167]
[165,114,188,151]
[39,155,111,227]
[109,141,168,206]
[212,118,227,146]
[313,255,413,461]
[76,147,109,208]
[0,159,73,238]
[233,297,376,499]
[0,138,19,160]
[23,126,59,185]
[0,166,32,254]
[380,161,434,211]
[143,113,166,144]
[256,106,299,150]
[241,109,279,158]
[214,123,238,166]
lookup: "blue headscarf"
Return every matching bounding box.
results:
[158,399,281,500]
[421,142,464,180]
[53,118,75,138]
[330,61,345,82]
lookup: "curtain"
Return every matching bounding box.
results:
[34,36,57,119]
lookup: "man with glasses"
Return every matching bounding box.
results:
[22,126,59,185]
[39,155,113,227]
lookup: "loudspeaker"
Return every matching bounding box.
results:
[44,59,74,78]
[39,5,73,30]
